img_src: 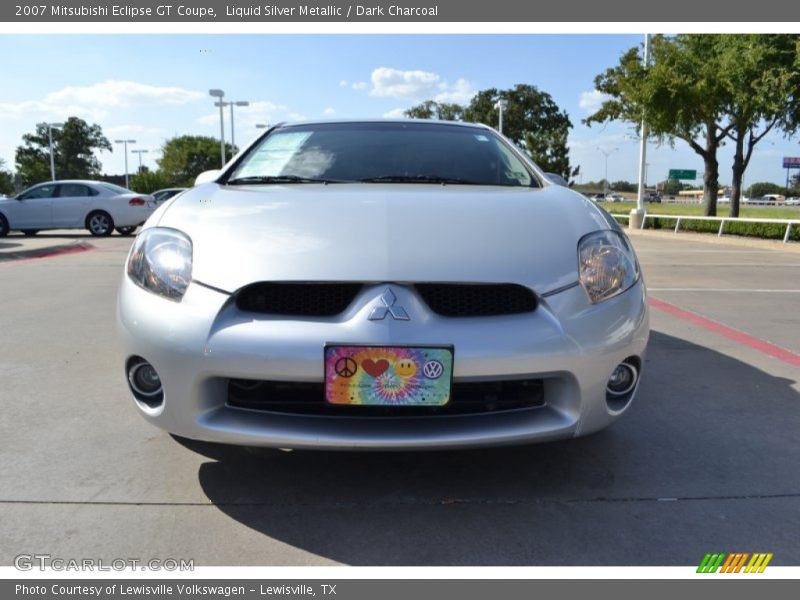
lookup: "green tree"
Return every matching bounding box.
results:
[0,159,14,195]
[404,101,464,121]
[406,84,579,183]
[718,35,800,216]
[587,34,800,217]
[15,117,112,187]
[463,85,579,182]
[158,135,234,187]
[129,169,176,194]
[747,181,785,198]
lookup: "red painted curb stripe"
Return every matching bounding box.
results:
[0,243,95,267]
[649,296,800,368]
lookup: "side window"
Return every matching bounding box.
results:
[58,184,95,198]
[19,184,58,200]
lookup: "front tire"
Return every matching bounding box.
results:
[86,211,114,237]
[0,214,8,237]
[116,226,137,236]
[22,229,39,236]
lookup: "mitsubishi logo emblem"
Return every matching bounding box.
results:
[368,288,410,321]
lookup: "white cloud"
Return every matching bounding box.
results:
[578,90,610,114]
[368,68,476,105]
[105,124,165,137]
[382,108,407,119]
[434,78,476,104]
[369,67,441,100]
[339,80,349,87]
[351,81,368,90]
[0,80,205,122]
[323,107,336,116]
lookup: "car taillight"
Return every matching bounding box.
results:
[129,197,146,206]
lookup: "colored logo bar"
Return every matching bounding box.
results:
[697,553,773,573]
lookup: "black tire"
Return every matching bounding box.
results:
[0,214,8,237]
[22,229,39,236]
[115,226,137,236]
[86,211,114,237]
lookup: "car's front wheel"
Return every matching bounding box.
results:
[86,211,114,237]
[0,214,8,237]
[22,229,39,236]
[116,226,137,236]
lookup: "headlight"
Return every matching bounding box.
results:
[127,227,192,301]
[578,230,639,303]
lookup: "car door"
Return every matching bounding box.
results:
[52,183,97,228]
[11,183,58,228]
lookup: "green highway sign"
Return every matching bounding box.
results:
[669,169,697,180]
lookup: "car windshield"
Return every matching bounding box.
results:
[226,122,538,187]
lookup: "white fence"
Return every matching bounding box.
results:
[614,213,800,243]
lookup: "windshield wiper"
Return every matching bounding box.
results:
[358,175,482,185]
[226,175,342,185]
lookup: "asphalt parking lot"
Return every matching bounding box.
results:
[1,230,798,566]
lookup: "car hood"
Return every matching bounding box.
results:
[155,183,615,294]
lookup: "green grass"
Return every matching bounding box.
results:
[602,201,800,220]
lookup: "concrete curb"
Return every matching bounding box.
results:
[625,226,800,253]
[0,241,95,263]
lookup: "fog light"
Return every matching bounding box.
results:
[129,361,162,397]
[607,362,638,396]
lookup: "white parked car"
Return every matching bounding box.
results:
[0,180,156,237]
[606,193,626,202]
[118,119,649,450]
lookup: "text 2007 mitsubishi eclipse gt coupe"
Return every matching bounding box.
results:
[117,120,649,450]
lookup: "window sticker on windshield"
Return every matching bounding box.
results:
[474,135,490,142]
[235,132,313,178]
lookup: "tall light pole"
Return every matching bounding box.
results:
[494,99,508,135]
[115,139,136,189]
[598,147,619,198]
[131,149,149,172]
[39,122,64,181]
[209,89,226,167]
[632,33,651,229]
[227,100,249,151]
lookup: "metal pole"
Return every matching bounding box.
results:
[219,102,226,167]
[48,125,55,181]
[631,33,651,229]
[498,103,503,135]
[230,103,236,151]
[123,141,129,189]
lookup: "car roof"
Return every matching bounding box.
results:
[274,118,494,131]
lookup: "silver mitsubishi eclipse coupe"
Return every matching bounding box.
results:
[117,119,649,450]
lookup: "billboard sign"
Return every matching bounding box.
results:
[668,169,697,180]
[783,157,800,168]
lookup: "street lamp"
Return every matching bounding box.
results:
[114,139,136,189]
[227,100,249,151]
[632,33,652,229]
[209,89,226,167]
[38,122,64,181]
[494,99,508,135]
[131,149,149,172]
[597,147,619,198]
[255,123,270,129]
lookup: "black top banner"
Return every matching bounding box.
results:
[1,0,795,22]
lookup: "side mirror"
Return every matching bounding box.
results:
[194,169,221,186]
[545,173,569,187]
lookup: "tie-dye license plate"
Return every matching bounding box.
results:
[324,345,454,406]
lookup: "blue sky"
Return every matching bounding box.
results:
[1,34,798,187]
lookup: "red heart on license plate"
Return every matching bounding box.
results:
[362,358,389,377]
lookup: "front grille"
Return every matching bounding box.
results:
[235,282,536,318]
[236,282,363,316]
[415,283,537,317]
[227,378,545,416]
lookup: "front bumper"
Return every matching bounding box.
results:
[117,277,649,450]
